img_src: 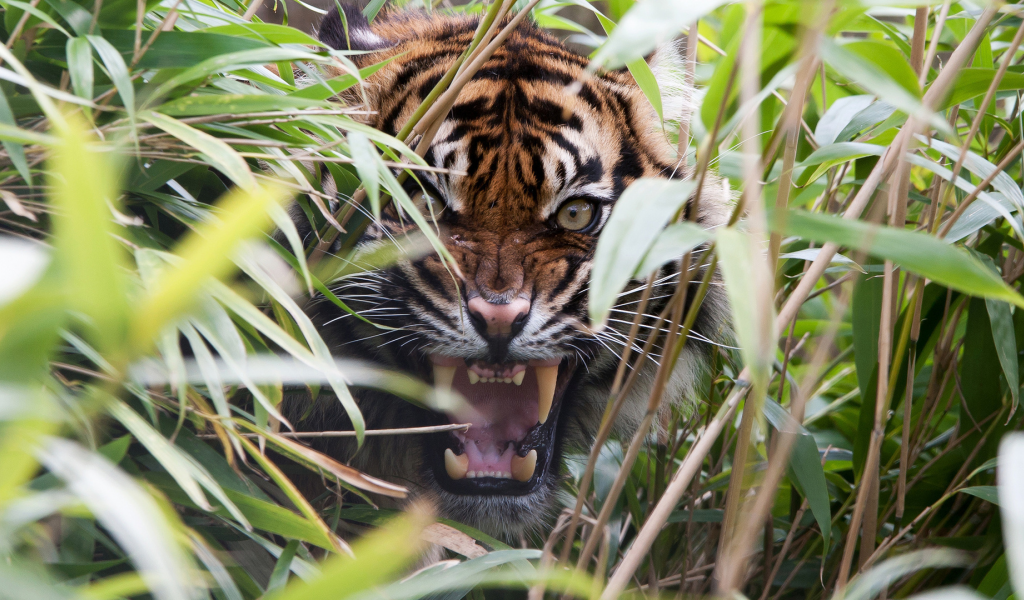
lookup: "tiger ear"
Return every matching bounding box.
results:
[318,3,393,53]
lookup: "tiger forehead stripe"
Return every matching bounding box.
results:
[335,16,677,220]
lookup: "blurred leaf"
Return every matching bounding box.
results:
[771,210,1024,308]
[37,437,197,600]
[589,177,695,325]
[763,398,831,547]
[268,506,433,600]
[1000,434,1024,596]
[128,182,290,351]
[843,549,969,600]
[717,227,775,377]
[49,111,128,352]
[591,0,730,69]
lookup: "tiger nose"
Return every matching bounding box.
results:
[467,297,531,338]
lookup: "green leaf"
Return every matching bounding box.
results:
[150,473,335,549]
[141,111,255,190]
[589,177,695,325]
[960,485,999,505]
[155,94,324,117]
[65,37,93,102]
[0,85,32,185]
[363,0,386,20]
[635,222,711,277]
[940,68,1024,110]
[202,23,322,46]
[146,48,323,102]
[763,398,831,547]
[770,210,1024,308]
[86,35,134,121]
[843,40,920,97]
[347,131,381,217]
[591,0,730,69]
[820,38,948,135]
[626,57,663,123]
[287,57,395,100]
[852,269,882,405]
[987,298,1018,415]
[37,438,197,600]
[717,227,775,377]
[796,141,884,186]
[267,539,300,591]
[268,508,433,600]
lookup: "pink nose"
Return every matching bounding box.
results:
[467,297,531,337]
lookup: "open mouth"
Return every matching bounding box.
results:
[427,354,578,495]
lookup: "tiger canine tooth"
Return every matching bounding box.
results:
[444,449,469,480]
[512,371,526,386]
[511,449,538,482]
[536,365,557,423]
[467,371,480,384]
[433,365,456,391]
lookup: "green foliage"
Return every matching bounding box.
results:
[2,1,1024,600]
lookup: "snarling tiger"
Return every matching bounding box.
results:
[292,4,731,537]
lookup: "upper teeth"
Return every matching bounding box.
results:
[431,362,559,425]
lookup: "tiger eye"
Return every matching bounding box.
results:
[556,199,595,231]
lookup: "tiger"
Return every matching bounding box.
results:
[291,3,731,538]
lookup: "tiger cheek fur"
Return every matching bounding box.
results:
[292,5,731,538]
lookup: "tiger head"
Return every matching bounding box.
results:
[302,4,729,537]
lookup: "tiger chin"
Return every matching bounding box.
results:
[290,4,731,539]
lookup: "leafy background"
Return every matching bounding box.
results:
[2,0,1024,599]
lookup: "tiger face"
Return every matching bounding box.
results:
[302,5,729,536]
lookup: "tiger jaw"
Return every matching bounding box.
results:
[428,354,577,495]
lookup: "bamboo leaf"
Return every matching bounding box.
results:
[37,438,197,600]
[589,177,695,326]
[771,210,1024,308]
[66,37,94,102]
[86,35,134,121]
[141,111,256,191]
